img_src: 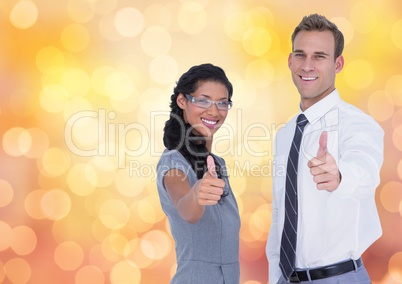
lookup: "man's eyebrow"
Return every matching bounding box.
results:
[293,49,304,53]
[314,51,330,56]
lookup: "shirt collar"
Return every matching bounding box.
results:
[299,89,341,125]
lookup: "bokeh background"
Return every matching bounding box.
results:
[1,0,402,283]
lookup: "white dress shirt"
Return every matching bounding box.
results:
[266,90,384,284]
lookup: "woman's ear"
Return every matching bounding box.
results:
[176,93,186,110]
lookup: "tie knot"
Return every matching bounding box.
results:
[297,114,308,127]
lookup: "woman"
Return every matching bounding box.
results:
[156,63,240,283]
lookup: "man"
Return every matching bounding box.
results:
[266,14,384,283]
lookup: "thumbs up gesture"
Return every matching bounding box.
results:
[197,155,225,205]
[307,131,341,192]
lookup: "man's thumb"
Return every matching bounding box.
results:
[207,155,218,178]
[317,131,328,157]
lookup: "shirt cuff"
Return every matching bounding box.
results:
[333,162,359,198]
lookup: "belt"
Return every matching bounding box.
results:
[288,258,363,283]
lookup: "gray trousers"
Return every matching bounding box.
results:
[276,264,371,284]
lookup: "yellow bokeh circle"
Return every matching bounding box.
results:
[41,189,72,220]
[39,148,71,177]
[388,252,402,283]
[248,205,270,241]
[385,75,402,106]
[91,66,115,96]
[67,163,97,196]
[99,13,123,41]
[67,0,95,24]
[380,181,402,213]
[114,7,144,37]
[110,260,141,284]
[0,260,4,283]
[129,202,155,234]
[224,11,247,42]
[350,2,377,34]
[90,0,117,15]
[88,244,114,272]
[64,110,101,155]
[391,19,402,50]
[244,6,275,30]
[177,2,206,35]
[54,241,84,271]
[367,90,394,122]
[11,225,37,256]
[24,189,46,220]
[99,199,130,230]
[331,17,354,45]
[140,230,172,260]
[101,234,128,261]
[343,59,374,89]
[63,97,93,123]
[75,265,105,284]
[36,46,65,74]
[9,0,38,29]
[137,196,165,225]
[5,258,31,284]
[0,221,12,251]
[61,68,91,97]
[393,125,402,152]
[61,23,90,52]
[39,84,70,113]
[0,179,13,207]
[242,27,272,57]
[2,127,32,157]
[398,160,402,182]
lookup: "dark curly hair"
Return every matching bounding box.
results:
[163,63,233,179]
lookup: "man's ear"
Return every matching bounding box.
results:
[176,93,186,110]
[335,55,344,73]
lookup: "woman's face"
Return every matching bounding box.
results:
[177,81,230,139]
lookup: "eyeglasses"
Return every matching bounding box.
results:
[184,94,233,110]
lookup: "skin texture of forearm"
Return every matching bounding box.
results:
[175,181,205,224]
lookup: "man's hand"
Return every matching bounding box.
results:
[197,155,225,205]
[307,131,341,192]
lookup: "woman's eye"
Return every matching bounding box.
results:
[197,99,209,104]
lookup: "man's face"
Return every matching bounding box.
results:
[288,30,344,111]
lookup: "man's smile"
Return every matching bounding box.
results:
[300,76,318,81]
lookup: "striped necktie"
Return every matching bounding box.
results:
[280,113,308,279]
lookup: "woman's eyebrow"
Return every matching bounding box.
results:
[198,94,229,100]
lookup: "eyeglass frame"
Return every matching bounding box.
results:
[184,94,233,110]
